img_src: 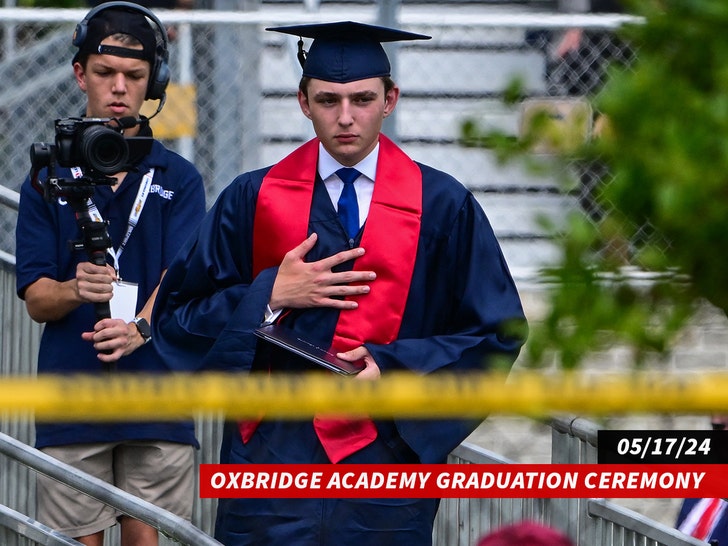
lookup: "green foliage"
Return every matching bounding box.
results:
[463,0,728,367]
[599,0,728,313]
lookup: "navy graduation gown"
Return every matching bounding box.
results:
[153,151,527,545]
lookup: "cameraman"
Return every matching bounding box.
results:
[15,2,205,545]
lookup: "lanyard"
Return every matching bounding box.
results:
[71,166,155,274]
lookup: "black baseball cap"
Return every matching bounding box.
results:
[266,21,431,83]
[73,5,158,65]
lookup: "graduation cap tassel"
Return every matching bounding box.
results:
[296,38,307,68]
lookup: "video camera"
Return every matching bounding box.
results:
[30,116,151,201]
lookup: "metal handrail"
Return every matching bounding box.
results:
[0,184,18,210]
[0,504,84,546]
[0,432,222,546]
[551,415,600,447]
[588,499,708,546]
[0,7,642,30]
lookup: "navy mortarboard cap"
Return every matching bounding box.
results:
[72,5,158,66]
[267,21,431,83]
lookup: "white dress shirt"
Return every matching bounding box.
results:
[264,142,380,324]
[318,141,378,229]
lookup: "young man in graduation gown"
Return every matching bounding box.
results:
[153,21,527,546]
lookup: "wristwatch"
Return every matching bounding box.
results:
[132,317,152,344]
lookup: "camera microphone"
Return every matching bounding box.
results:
[146,94,167,121]
[118,116,140,129]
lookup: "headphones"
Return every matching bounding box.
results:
[72,1,170,101]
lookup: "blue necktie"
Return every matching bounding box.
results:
[336,167,361,239]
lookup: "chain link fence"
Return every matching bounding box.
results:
[0,6,638,269]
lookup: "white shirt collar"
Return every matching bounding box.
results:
[318,141,379,182]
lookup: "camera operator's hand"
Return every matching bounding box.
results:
[75,262,116,303]
[81,318,145,363]
[23,262,116,323]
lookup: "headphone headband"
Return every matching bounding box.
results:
[73,1,170,101]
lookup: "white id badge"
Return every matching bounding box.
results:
[110,281,139,322]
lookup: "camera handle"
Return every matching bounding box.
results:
[68,195,116,371]
[80,220,113,323]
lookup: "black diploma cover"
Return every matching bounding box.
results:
[254,324,365,376]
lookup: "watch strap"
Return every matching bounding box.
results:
[132,317,152,344]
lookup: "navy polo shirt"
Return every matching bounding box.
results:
[16,140,206,449]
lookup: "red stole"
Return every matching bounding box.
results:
[246,135,422,463]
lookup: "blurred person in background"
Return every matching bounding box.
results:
[477,521,575,546]
[675,415,728,545]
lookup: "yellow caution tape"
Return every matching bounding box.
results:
[1,370,727,421]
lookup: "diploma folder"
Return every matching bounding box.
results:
[254,324,365,376]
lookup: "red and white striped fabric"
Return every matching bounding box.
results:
[678,498,728,541]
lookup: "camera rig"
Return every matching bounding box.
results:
[29,117,152,357]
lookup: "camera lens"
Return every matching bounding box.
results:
[78,125,129,175]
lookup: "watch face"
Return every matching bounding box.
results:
[134,318,152,339]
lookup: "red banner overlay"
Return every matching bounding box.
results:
[199,464,728,498]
